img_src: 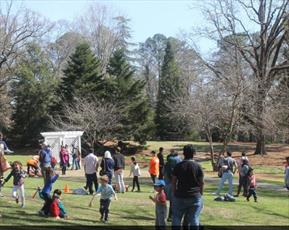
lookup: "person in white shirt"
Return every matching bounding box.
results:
[84,149,99,195]
[129,157,141,192]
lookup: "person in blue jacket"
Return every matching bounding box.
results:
[38,168,59,216]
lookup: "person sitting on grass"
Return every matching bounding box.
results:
[92,175,117,224]
[3,161,26,208]
[149,179,167,230]
[129,156,141,192]
[50,189,68,219]
[38,168,59,216]
[246,168,257,202]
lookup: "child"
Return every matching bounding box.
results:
[50,189,68,219]
[94,175,117,223]
[3,161,26,208]
[129,157,141,192]
[149,179,167,230]
[27,155,40,177]
[38,168,59,216]
[246,168,257,202]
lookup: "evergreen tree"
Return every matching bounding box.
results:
[12,43,59,145]
[155,39,190,140]
[60,43,104,101]
[107,49,154,143]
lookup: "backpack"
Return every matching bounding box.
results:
[222,158,232,172]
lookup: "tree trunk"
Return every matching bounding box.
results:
[254,81,267,156]
[206,130,217,171]
[255,132,266,155]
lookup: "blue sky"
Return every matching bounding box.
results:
[22,0,214,54]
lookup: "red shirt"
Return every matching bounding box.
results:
[50,199,60,217]
[248,175,256,188]
[155,190,166,204]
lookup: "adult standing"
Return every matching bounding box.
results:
[71,145,81,170]
[164,149,182,222]
[113,149,126,193]
[60,145,69,175]
[0,133,13,154]
[39,142,52,184]
[149,151,159,184]
[214,151,237,196]
[100,151,115,185]
[83,149,99,195]
[157,147,165,180]
[171,145,204,230]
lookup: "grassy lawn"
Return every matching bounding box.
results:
[1,142,288,226]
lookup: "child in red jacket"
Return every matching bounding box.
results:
[246,168,257,202]
[50,189,68,219]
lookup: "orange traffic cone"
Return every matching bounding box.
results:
[64,184,70,193]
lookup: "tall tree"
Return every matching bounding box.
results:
[11,43,59,145]
[199,0,289,155]
[107,49,154,143]
[155,39,190,140]
[138,34,167,106]
[60,43,104,102]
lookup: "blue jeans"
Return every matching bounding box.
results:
[172,196,203,230]
[216,171,234,195]
[71,157,80,170]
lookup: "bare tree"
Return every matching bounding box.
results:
[50,97,121,148]
[0,0,52,85]
[196,0,289,155]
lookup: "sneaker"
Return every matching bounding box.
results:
[21,204,25,208]
[233,194,239,197]
[16,197,19,204]
[103,219,108,224]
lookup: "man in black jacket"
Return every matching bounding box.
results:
[113,149,126,193]
[172,145,204,230]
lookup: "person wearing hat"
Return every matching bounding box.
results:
[94,175,117,223]
[100,151,115,185]
[171,144,204,229]
[149,179,167,230]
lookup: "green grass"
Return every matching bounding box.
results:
[1,155,288,226]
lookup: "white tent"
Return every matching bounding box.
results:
[40,131,84,163]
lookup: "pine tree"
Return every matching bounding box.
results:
[107,49,154,143]
[155,39,188,140]
[60,43,104,101]
[12,43,59,145]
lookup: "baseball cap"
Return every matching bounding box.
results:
[154,179,166,187]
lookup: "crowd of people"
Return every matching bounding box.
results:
[0,131,289,229]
